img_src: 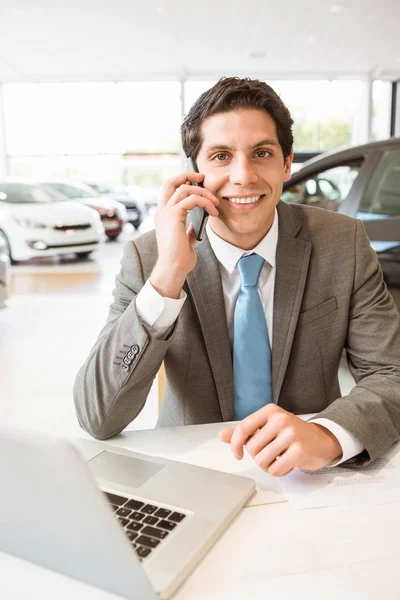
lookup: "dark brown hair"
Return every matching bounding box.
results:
[180,77,294,162]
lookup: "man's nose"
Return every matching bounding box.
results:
[229,157,258,186]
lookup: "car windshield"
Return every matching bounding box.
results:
[0,183,65,204]
[43,182,97,199]
[40,184,73,201]
[88,183,112,194]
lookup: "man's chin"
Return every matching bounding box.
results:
[209,217,270,247]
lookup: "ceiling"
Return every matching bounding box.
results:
[0,0,399,82]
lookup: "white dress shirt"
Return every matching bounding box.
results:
[136,209,364,466]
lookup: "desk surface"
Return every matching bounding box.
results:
[3,423,400,600]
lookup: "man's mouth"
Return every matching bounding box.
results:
[224,194,264,205]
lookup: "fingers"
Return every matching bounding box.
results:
[177,194,219,217]
[267,446,297,477]
[219,428,235,444]
[168,184,219,208]
[230,405,279,459]
[251,435,289,472]
[159,172,206,208]
[245,426,276,458]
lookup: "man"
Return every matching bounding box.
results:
[74,77,400,477]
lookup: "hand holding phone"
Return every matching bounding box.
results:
[149,163,218,299]
[186,157,209,241]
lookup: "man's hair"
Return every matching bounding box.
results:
[180,77,294,162]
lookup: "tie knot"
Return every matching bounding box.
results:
[237,253,265,287]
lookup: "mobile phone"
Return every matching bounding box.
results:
[186,157,208,241]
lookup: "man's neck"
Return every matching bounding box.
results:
[207,216,275,251]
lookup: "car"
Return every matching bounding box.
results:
[85,182,143,230]
[282,137,400,286]
[41,180,127,240]
[0,228,10,308]
[0,181,103,263]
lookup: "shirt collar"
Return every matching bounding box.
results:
[206,208,279,274]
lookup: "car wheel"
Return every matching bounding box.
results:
[75,251,93,260]
[0,230,15,264]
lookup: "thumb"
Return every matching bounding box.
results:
[187,223,198,247]
[219,427,235,444]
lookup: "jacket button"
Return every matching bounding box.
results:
[131,344,139,355]
[123,356,132,366]
[127,350,134,360]
[121,363,129,372]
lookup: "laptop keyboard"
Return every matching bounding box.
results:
[103,491,187,561]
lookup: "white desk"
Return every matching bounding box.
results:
[2,423,400,600]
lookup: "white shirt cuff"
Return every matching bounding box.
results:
[310,418,365,467]
[136,279,187,330]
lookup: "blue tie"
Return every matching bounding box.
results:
[233,253,273,420]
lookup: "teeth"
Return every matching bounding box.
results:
[227,196,260,204]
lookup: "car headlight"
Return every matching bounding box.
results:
[13,217,47,229]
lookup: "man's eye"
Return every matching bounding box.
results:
[214,153,228,161]
[255,150,270,158]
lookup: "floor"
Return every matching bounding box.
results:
[0,218,159,440]
[1,215,399,441]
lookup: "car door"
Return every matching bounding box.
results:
[356,147,400,253]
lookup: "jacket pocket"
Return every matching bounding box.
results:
[299,296,338,326]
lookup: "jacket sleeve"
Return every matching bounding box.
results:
[73,240,174,440]
[316,219,400,464]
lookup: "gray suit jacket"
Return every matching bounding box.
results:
[74,201,400,464]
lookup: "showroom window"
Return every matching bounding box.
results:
[4,82,182,186]
[358,150,400,217]
[271,80,365,152]
[372,81,392,141]
[281,163,362,212]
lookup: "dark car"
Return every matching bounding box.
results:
[282,138,400,286]
[86,183,143,230]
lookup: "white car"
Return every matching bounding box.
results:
[0,229,10,308]
[41,180,128,240]
[0,182,104,263]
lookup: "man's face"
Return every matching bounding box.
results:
[195,108,293,249]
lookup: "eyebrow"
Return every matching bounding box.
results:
[202,138,280,153]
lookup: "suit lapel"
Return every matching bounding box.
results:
[186,237,234,421]
[272,202,312,403]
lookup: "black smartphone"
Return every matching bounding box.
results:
[186,157,208,241]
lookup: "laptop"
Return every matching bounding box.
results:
[0,426,255,599]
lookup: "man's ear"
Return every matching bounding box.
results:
[283,148,294,181]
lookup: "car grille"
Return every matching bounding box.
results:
[53,224,91,231]
[43,240,98,249]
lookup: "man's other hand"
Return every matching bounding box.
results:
[219,405,343,477]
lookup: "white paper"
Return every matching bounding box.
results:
[156,440,286,507]
[279,457,400,510]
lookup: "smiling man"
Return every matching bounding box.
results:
[74,77,400,476]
